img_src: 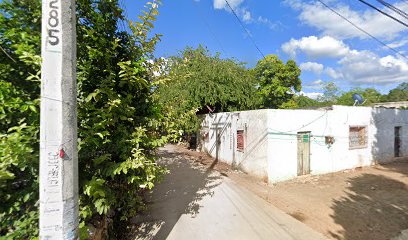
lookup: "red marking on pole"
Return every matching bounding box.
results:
[59,149,65,158]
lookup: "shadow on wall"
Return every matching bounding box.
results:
[233,131,268,177]
[129,147,222,240]
[201,113,268,178]
[330,109,408,240]
[372,107,405,163]
[207,114,231,162]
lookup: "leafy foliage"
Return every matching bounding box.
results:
[317,81,340,104]
[76,1,167,238]
[0,1,41,237]
[155,46,258,134]
[298,80,406,108]
[154,50,304,137]
[336,88,383,106]
[0,81,39,239]
[0,0,166,239]
[384,82,408,102]
[254,54,301,108]
[294,95,322,109]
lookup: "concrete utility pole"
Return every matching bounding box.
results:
[39,0,79,239]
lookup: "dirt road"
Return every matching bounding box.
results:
[265,162,408,240]
[130,145,327,240]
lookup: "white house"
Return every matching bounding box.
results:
[198,105,408,183]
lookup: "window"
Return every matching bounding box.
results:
[237,130,244,151]
[349,126,367,149]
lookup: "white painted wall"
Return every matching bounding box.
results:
[235,110,268,178]
[267,109,330,182]
[199,110,269,179]
[266,106,376,182]
[198,106,408,183]
[372,107,408,161]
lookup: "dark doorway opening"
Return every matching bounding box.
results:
[394,126,401,157]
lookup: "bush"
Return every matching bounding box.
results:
[0,0,166,238]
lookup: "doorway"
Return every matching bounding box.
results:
[394,126,401,157]
[297,132,311,176]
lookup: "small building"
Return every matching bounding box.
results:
[198,105,408,183]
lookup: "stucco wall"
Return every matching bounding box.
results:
[266,109,330,182]
[199,106,408,183]
[199,110,268,178]
[199,112,233,165]
[235,110,268,178]
[266,106,408,183]
[372,107,408,161]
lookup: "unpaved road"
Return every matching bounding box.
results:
[130,145,326,240]
[264,161,408,240]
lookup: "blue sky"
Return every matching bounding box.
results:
[123,0,408,98]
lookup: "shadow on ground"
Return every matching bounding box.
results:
[329,161,408,240]
[330,108,408,240]
[129,145,222,240]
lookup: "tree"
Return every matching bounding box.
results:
[0,1,41,238]
[253,55,301,109]
[155,46,258,135]
[76,1,167,238]
[0,0,166,238]
[384,82,408,102]
[318,81,339,104]
[337,88,383,106]
[294,95,322,109]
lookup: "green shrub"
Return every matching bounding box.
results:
[0,0,166,239]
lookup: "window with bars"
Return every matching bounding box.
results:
[237,130,244,151]
[349,126,368,149]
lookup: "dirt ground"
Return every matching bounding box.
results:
[175,145,408,240]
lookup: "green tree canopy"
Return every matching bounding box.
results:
[294,95,322,109]
[0,0,166,238]
[337,88,383,106]
[254,55,301,109]
[384,82,408,102]
[317,81,340,104]
[155,46,258,134]
[0,1,42,238]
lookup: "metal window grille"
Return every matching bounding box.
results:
[349,126,368,149]
[237,130,244,151]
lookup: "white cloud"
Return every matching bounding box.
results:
[257,16,269,24]
[213,0,282,30]
[387,38,408,49]
[338,50,408,84]
[285,0,408,40]
[299,91,323,100]
[300,62,324,74]
[214,0,253,24]
[304,79,324,90]
[242,10,252,22]
[213,0,244,10]
[282,36,350,58]
[284,35,408,85]
[325,67,343,79]
[257,16,279,30]
[312,79,323,85]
